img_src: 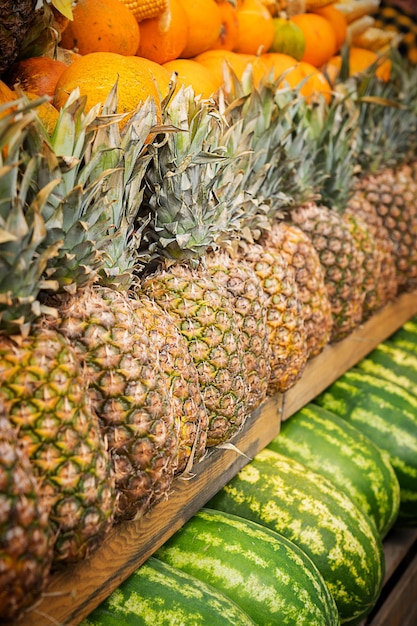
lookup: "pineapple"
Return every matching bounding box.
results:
[0,0,36,76]
[215,81,328,383]
[140,88,249,447]
[39,87,182,521]
[0,414,54,621]
[348,56,417,293]
[0,100,115,565]
[271,92,367,342]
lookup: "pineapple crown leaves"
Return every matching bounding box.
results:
[140,87,232,266]
[345,50,417,173]
[36,83,159,293]
[0,105,62,334]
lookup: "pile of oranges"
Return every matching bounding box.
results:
[0,0,392,128]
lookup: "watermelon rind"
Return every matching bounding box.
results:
[80,556,256,626]
[315,368,417,526]
[156,507,340,626]
[268,403,400,538]
[356,341,417,397]
[208,448,385,624]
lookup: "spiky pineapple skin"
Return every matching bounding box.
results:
[241,241,308,395]
[0,327,115,565]
[133,291,208,475]
[290,203,365,342]
[356,168,417,293]
[142,263,248,448]
[0,415,54,621]
[262,222,333,360]
[206,251,271,412]
[53,286,179,522]
[0,0,37,76]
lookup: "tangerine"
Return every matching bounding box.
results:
[54,52,161,121]
[211,0,239,51]
[194,49,248,84]
[260,52,298,81]
[326,47,391,82]
[270,17,306,61]
[290,12,337,68]
[60,0,140,56]
[312,5,347,52]
[3,56,68,98]
[136,0,189,65]
[234,0,275,55]
[283,61,332,103]
[178,0,222,58]
[163,58,219,98]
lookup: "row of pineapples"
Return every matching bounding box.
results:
[1,51,417,620]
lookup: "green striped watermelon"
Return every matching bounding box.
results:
[80,556,256,626]
[156,507,339,626]
[388,316,417,354]
[315,368,417,526]
[356,341,417,396]
[267,404,400,538]
[208,448,385,624]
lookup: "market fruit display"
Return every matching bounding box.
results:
[315,368,417,526]
[155,508,339,625]
[267,403,401,538]
[208,448,385,623]
[79,556,257,625]
[1,0,417,622]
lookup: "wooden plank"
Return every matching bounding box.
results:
[369,549,417,626]
[21,397,283,626]
[282,291,417,420]
[382,527,417,584]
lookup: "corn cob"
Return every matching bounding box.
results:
[120,0,168,21]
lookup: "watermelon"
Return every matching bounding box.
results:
[356,341,417,397]
[208,448,385,624]
[80,556,256,626]
[267,403,400,538]
[156,507,339,626]
[388,316,417,354]
[315,368,417,526]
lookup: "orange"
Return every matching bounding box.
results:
[0,82,59,134]
[54,52,162,121]
[178,0,223,58]
[312,5,347,52]
[163,58,220,98]
[290,12,337,68]
[326,47,391,82]
[211,0,239,51]
[136,0,189,65]
[281,61,332,104]
[234,0,275,55]
[3,56,68,98]
[194,49,248,85]
[60,0,140,56]
[260,52,298,82]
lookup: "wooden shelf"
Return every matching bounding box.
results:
[21,291,417,626]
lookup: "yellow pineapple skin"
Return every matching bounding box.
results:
[53,286,179,523]
[142,263,248,449]
[0,326,115,565]
[133,291,209,476]
[262,221,333,360]
[206,251,271,412]
[290,203,365,343]
[0,415,54,621]
[241,241,308,395]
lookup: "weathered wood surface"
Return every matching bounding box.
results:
[20,292,417,626]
